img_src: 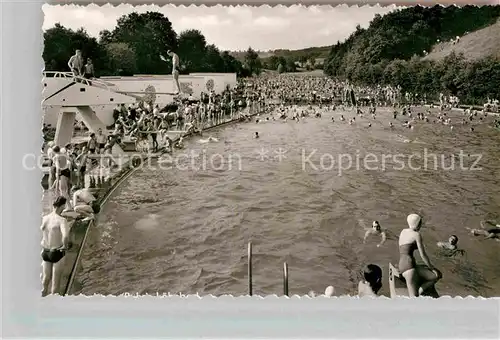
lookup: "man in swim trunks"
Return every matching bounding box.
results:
[67,49,84,78]
[87,133,97,154]
[52,146,72,206]
[41,196,73,296]
[96,128,107,154]
[46,141,56,189]
[468,220,500,240]
[166,50,181,95]
[363,221,387,247]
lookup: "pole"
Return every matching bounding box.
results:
[283,262,289,297]
[248,242,253,296]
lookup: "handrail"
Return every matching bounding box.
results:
[283,262,289,296]
[42,71,113,92]
[248,242,253,296]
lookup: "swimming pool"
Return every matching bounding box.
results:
[71,107,500,297]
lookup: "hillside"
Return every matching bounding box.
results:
[424,19,500,61]
[321,5,500,104]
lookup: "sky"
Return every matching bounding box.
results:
[42,4,398,51]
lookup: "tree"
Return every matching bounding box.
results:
[285,58,297,72]
[43,24,105,74]
[177,29,207,72]
[111,11,177,74]
[266,55,280,70]
[98,29,113,45]
[277,64,284,74]
[105,43,137,76]
[220,51,243,73]
[244,47,262,75]
[204,44,224,72]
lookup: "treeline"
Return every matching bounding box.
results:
[324,5,500,104]
[43,11,264,78]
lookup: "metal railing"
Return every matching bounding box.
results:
[247,242,289,297]
[42,71,113,92]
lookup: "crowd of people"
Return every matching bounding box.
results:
[41,52,499,297]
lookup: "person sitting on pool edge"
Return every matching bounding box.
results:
[358,264,383,297]
[398,213,442,297]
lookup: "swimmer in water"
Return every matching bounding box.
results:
[362,221,387,247]
[368,123,372,128]
[175,136,184,148]
[437,235,465,257]
[308,285,335,297]
[437,235,459,250]
[358,264,382,297]
[331,117,335,122]
[467,220,500,240]
[255,132,259,139]
[389,122,394,128]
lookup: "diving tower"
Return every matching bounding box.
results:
[42,72,142,155]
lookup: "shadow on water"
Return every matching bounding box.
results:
[71,107,500,297]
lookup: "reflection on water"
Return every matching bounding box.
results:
[72,107,500,297]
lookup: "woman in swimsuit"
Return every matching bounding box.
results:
[398,213,442,297]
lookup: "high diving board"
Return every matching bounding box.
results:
[43,82,137,107]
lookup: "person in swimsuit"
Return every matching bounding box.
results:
[166,50,181,95]
[437,235,465,257]
[96,128,107,154]
[46,141,56,189]
[398,214,442,297]
[67,49,83,77]
[52,146,71,205]
[467,220,500,240]
[41,196,73,296]
[68,188,100,221]
[75,146,89,188]
[362,220,387,247]
[437,235,459,250]
[87,133,97,154]
[358,264,383,297]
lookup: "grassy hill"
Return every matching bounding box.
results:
[424,18,500,61]
[319,5,500,104]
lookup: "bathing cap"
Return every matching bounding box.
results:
[324,286,335,297]
[407,214,422,229]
